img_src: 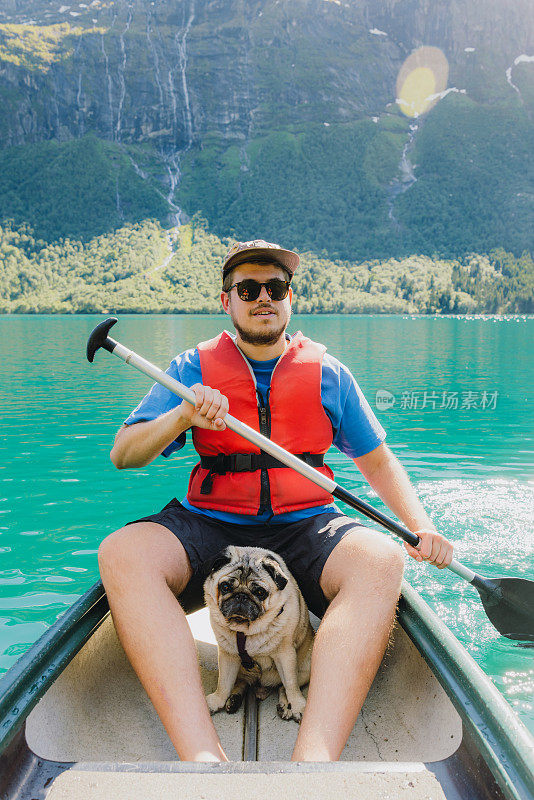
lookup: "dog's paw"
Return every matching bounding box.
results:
[276,688,306,722]
[255,685,272,701]
[289,693,307,720]
[205,692,226,714]
[225,693,244,714]
[277,700,302,722]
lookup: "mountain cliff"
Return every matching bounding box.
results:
[0,0,532,263]
[1,0,532,145]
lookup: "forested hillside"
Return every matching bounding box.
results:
[178,95,534,261]
[1,215,532,314]
[0,136,169,242]
[0,97,531,262]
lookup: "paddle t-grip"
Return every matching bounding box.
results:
[86,317,119,363]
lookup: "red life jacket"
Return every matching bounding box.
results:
[186,331,335,515]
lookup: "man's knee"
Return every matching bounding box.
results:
[98,528,132,583]
[371,537,405,584]
[321,530,404,601]
[98,523,192,596]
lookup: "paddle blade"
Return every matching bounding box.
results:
[474,576,534,641]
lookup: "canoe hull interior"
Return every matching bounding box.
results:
[1,581,532,800]
[25,610,460,764]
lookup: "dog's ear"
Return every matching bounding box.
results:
[263,559,288,591]
[206,550,232,577]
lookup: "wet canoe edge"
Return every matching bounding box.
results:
[398,583,534,800]
[0,580,533,800]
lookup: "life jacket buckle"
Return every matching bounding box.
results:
[232,453,255,471]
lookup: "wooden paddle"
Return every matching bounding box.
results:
[87,317,534,642]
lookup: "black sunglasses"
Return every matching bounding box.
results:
[226,278,291,302]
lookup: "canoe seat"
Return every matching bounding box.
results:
[45,766,448,800]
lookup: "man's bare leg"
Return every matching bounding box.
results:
[98,522,228,762]
[291,529,404,761]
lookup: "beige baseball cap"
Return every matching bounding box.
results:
[222,239,300,280]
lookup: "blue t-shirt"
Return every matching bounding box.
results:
[123,332,386,524]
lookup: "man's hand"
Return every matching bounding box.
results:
[179,384,229,431]
[404,529,454,569]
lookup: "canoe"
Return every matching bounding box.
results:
[0,579,533,800]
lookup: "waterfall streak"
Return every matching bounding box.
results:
[163,0,196,226]
[388,123,419,228]
[128,153,148,180]
[146,9,166,125]
[77,71,84,136]
[101,34,114,140]
[116,6,133,141]
[175,1,195,150]
[239,11,255,172]
[505,54,534,104]
[167,67,178,146]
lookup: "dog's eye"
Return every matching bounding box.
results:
[251,586,268,600]
[219,581,232,594]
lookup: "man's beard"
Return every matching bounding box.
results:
[233,313,289,347]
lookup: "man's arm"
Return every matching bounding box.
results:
[111,385,229,469]
[353,442,453,569]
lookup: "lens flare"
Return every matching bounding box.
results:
[396,47,449,117]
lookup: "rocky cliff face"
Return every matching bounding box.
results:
[1,0,532,150]
[0,0,532,257]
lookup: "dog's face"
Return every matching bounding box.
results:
[204,545,289,629]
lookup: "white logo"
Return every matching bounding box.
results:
[376,390,396,411]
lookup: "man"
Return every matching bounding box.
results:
[99,239,453,762]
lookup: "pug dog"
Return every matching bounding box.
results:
[203,545,314,722]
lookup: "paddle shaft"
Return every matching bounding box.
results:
[97,332,476,584]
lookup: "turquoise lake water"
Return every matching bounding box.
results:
[1,314,533,733]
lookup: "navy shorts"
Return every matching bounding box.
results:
[125,499,369,618]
